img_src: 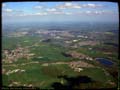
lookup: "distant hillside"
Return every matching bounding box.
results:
[2,22,118,34]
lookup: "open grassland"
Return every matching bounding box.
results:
[3,63,116,89]
[75,45,118,63]
[2,36,40,50]
[3,64,79,88]
[30,43,74,62]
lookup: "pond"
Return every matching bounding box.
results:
[96,58,114,66]
[104,42,118,47]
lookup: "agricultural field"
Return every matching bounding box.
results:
[2,34,118,89]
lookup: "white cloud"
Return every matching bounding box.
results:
[65,2,72,6]
[19,14,27,16]
[57,2,81,9]
[35,12,47,15]
[86,11,92,14]
[94,11,102,14]
[45,7,72,15]
[73,5,81,9]
[34,6,43,9]
[65,12,72,15]
[84,10,105,15]
[3,8,13,12]
[87,4,96,7]
[2,8,25,17]
[57,3,103,9]
[51,11,72,15]
[46,8,67,15]
[83,3,103,8]
[74,10,106,15]
[46,8,57,12]
[3,4,6,7]
[52,11,64,15]
[19,12,48,16]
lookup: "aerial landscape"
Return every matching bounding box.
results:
[2,1,119,89]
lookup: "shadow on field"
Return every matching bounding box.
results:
[51,75,93,90]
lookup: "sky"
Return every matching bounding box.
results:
[2,1,119,23]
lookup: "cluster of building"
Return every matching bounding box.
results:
[9,31,28,37]
[65,51,93,60]
[6,69,26,75]
[78,41,99,46]
[69,61,94,72]
[9,81,21,87]
[3,47,34,63]
[9,81,33,87]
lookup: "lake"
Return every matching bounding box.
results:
[96,58,114,66]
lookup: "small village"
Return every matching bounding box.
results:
[69,61,94,72]
[64,51,93,60]
[2,46,34,63]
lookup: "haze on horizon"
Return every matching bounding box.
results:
[2,1,119,23]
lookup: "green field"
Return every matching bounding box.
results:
[2,36,118,89]
[3,64,79,88]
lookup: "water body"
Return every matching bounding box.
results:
[104,42,118,47]
[96,58,113,66]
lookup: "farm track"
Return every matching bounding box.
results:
[3,60,94,68]
[3,61,40,67]
[3,61,68,67]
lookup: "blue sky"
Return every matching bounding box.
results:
[2,1,119,23]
